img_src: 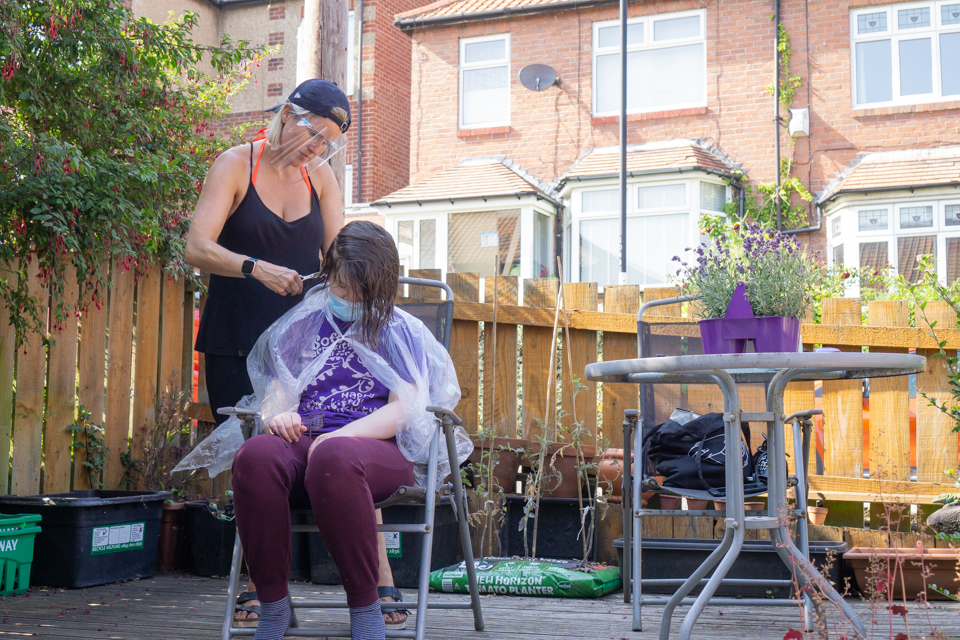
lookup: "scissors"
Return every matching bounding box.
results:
[300,271,325,284]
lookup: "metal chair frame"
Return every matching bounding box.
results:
[219,276,484,639]
[619,295,817,622]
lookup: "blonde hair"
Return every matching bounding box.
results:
[265,103,312,146]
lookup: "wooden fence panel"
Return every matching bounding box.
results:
[521,279,558,441]
[916,301,959,483]
[483,276,518,437]
[12,260,46,496]
[867,300,911,481]
[560,283,597,446]
[77,267,108,490]
[132,268,162,456]
[196,290,209,408]
[820,297,865,528]
[601,285,640,449]
[408,269,442,299]
[159,277,185,396]
[446,273,480,434]
[0,261,17,495]
[43,265,79,494]
[783,308,816,477]
[105,267,135,488]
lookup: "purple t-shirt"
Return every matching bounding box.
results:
[296,316,390,435]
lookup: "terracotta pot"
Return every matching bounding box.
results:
[686,499,709,510]
[807,506,828,526]
[528,442,597,499]
[597,448,632,500]
[468,436,526,494]
[844,547,960,600]
[713,500,725,511]
[745,501,765,511]
[659,495,682,510]
[157,502,186,573]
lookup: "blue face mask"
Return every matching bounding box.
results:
[327,292,360,322]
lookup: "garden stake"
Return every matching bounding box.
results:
[483,251,499,558]
[523,281,563,559]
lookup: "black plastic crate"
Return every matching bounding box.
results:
[499,495,597,561]
[0,490,171,588]
[613,537,850,598]
[307,498,461,589]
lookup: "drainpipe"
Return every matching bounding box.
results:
[355,0,364,204]
[782,205,823,235]
[774,0,782,230]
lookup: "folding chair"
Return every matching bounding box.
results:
[619,294,819,630]
[219,276,484,640]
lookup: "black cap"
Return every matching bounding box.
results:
[265,79,352,133]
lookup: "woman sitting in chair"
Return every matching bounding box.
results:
[230,221,468,640]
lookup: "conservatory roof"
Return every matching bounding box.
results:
[820,146,960,203]
[560,140,736,184]
[372,158,559,208]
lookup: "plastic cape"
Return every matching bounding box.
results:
[173,287,472,486]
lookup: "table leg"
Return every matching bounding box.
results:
[632,413,643,631]
[769,373,867,640]
[676,371,746,640]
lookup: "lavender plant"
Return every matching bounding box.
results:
[673,221,818,319]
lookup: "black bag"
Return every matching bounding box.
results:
[643,412,762,496]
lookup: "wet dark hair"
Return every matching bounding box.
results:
[319,221,399,348]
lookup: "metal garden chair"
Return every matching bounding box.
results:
[218,276,484,640]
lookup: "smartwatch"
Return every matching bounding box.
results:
[241,258,259,280]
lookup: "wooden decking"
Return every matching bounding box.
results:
[0,575,957,639]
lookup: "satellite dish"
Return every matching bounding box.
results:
[519,64,558,92]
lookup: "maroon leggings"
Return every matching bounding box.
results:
[232,434,414,607]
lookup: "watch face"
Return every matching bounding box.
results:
[242,260,255,275]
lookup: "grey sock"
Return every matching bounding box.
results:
[350,600,385,640]
[253,598,290,640]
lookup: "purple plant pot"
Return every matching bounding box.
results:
[698,316,801,354]
[698,319,747,354]
[753,316,801,353]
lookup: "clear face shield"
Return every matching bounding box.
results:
[270,111,348,181]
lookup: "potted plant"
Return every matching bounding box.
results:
[808,492,829,526]
[674,222,817,354]
[122,381,202,574]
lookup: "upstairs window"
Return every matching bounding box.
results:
[459,34,510,128]
[851,2,960,107]
[593,10,706,116]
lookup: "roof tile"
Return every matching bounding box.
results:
[397,0,572,22]
[823,147,960,201]
[564,141,733,180]
[373,160,553,205]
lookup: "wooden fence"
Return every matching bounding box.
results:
[3,266,959,533]
[0,261,190,496]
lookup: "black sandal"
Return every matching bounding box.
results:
[234,591,261,628]
[378,586,408,630]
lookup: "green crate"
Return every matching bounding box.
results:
[0,513,41,596]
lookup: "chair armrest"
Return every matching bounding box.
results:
[427,406,462,426]
[217,407,257,417]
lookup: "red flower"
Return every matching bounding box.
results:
[841,271,850,279]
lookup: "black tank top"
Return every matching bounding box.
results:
[195,142,324,356]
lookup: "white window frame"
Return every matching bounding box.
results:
[388,213,448,276]
[570,176,726,289]
[458,33,511,129]
[344,164,354,207]
[828,197,960,283]
[850,1,960,108]
[592,9,707,117]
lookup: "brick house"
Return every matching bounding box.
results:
[130,0,420,211]
[372,0,960,290]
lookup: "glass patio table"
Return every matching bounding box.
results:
[584,351,926,640]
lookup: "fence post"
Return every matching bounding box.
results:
[159,276,186,399]
[43,263,79,494]
[601,285,640,449]
[821,297,864,528]
[483,276,518,437]
[12,259,46,496]
[521,278,559,442]
[446,273,480,435]
[560,283,598,447]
